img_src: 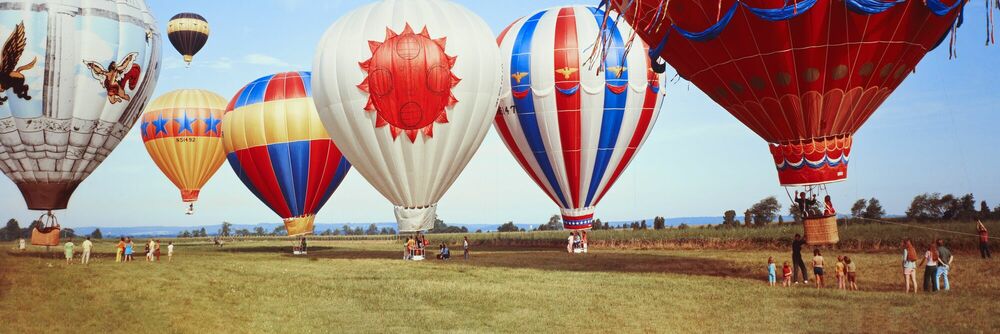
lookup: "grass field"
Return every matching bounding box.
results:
[2,232,999,333]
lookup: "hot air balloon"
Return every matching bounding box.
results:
[0,0,160,245]
[139,89,227,214]
[606,0,965,244]
[312,0,502,232]
[495,6,664,230]
[167,12,208,66]
[221,72,351,236]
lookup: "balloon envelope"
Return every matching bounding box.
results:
[222,72,351,236]
[139,89,227,205]
[495,6,664,229]
[609,0,963,186]
[0,0,161,210]
[312,0,501,232]
[167,12,208,65]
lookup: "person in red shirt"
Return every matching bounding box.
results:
[978,221,991,259]
[782,261,792,287]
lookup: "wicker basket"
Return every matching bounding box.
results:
[31,226,61,246]
[804,215,839,245]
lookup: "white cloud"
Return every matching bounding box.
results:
[243,53,291,67]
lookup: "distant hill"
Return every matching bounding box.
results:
[69,215,840,237]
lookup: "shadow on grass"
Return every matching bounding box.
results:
[214,245,337,254]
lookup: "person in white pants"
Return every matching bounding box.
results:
[81,237,93,265]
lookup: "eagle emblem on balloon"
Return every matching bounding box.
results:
[83,52,142,104]
[358,24,460,142]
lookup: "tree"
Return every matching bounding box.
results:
[271,226,285,236]
[906,193,942,220]
[219,222,233,237]
[320,229,333,236]
[2,219,19,241]
[179,230,191,238]
[60,228,76,238]
[678,223,690,230]
[749,196,781,226]
[640,220,648,230]
[536,215,562,231]
[90,228,103,239]
[366,223,379,235]
[722,210,736,226]
[654,216,666,230]
[198,227,207,237]
[592,219,603,230]
[341,224,353,235]
[497,221,521,232]
[253,226,266,236]
[981,201,991,220]
[353,227,364,235]
[850,199,867,219]
[863,198,886,220]
[744,210,752,227]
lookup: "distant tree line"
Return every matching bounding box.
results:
[1,219,104,241]
[904,193,996,222]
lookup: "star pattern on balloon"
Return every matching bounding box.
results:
[139,118,151,138]
[175,111,196,134]
[203,113,221,135]
[152,114,170,135]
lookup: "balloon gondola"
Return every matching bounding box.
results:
[605,0,967,244]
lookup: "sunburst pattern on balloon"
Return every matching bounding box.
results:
[358,24,460,142]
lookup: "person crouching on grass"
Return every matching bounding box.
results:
[812,249,826,288]
[782,262,792,287]
[835,256,846,290]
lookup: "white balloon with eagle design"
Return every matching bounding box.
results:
[312,0,501,232]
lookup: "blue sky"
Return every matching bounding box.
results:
[1,0,997,228]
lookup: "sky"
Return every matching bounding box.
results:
[1,0,997,228]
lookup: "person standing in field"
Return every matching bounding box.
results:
[403,237,411,260]
[835,256,846,290]
[115,237,125,263]
[936,239,953,291]
[581,231,588,253]
[566,233,574,253]
[766,256,776,287]
[124,238,134,262]
[918,242,940,292]
[167,242,174,262]
[18,237,25,252]
[845,256,857,291]
[782,261,792,287]
[64,238,75,264]
[463,236,470,260]
[977,221,990,259]
[300,237,307,254]
[154,240,161,262]
[791,234,809,284]
[81,236,93,265]
[812,249,825,288]
[902,239,918,293]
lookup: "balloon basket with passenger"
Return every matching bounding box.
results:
[30,211,61,247]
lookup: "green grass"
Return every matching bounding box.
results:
[2,236,999,333]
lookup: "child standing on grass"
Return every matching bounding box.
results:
[125,238,134,262]
[782,262,792,287]
[767,256,776,286]
[116,237,125,262]
[167,242,174,262]
[845,256,858,291]
[812,249,826,288]
[835,256,846,290]
[64,239,74,264]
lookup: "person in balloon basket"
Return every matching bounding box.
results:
[462,236,470,260]
[115,237,125,262]
[781,261,792,287]
[791,234,809,284]
[766,256,776,287]
[406,237,416,260]
[300,237,308,255]
[63,238,75,264]
[81,237,93,265]
[811,249,825,288]
[977,221,991,259]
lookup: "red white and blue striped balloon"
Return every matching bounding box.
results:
[495,6,664,229]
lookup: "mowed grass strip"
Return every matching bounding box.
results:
[1,239,999,333]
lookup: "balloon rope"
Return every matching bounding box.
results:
[855,218,1000,240]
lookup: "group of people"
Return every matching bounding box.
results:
[61,237,94,265]
[794,190,836,217]
[403,234,470,261]
[772,234,858,290]
[901,238,955,293]
[566,231,588,254]
[114,237,173,263]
